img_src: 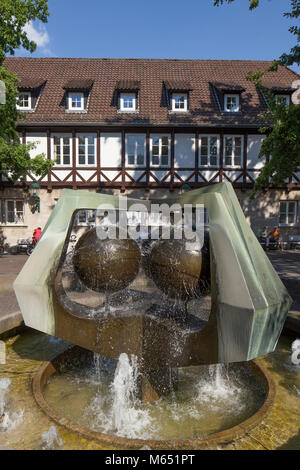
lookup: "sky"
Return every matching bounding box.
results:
[14,0,300,73]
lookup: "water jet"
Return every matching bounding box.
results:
[6,182,296,449]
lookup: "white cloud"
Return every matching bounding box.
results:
[23,21,50,51]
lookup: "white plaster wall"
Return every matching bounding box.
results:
[174,134,195,168]
[100,133,122,167]
[26,133,47,159]
[247,135,265,169]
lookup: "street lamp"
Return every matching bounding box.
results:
[29,181,41,213]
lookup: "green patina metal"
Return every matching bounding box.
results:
[14,182,292,364]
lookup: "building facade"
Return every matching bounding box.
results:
[1,58,300,246]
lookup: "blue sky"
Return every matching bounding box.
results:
[15,0,299,73]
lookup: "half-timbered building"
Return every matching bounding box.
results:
[1,57,300,245]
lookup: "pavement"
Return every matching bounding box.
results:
[0,254,27,334]
[0,250,299,336]
[267,250,300,317]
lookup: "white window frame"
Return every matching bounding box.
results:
[119,92,137,112]
[125,134,146,167]
[223,135,243,168]
[75,209,96,227]
[150,134,171,167]
[68,92,84,111]
[224,94,240,112]
[171,93,188,112]
[16,92,32,110]
[199,135,220,167]
[52,134,72,167]
[279,201,297,226]
[0,199,24,225]
[76,133,96,166]
[275,94,290,106]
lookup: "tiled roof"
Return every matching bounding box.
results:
[164,80,192,90]
[17,77,46,90]
[4,57,300,127]
[63,79,94,90]
[211,82,246,93]
[115,80,140,90]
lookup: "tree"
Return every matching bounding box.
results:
[214,0,300,195]
[0,0,51,183]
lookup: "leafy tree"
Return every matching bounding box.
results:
[214,0,300,194]
[0,0,51,183]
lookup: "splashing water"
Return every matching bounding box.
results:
[194,364,246,412]
[39,426,63,450]
[86,353,154,439]
[0,378,10,417]
[0,378,23,432]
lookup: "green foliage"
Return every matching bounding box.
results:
[214,0,300,196]
[214,0,259,10]
[0,0,51,182]
[252,98,300,196]
[0,0,49,63]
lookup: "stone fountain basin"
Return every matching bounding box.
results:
[32,346,276,450]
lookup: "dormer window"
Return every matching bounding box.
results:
[17,92,32,110]
[224,94,239,112]
[120,92,137,111]
[275,94,290,106]
[164,81,191,113]
[68,92,84,110]
[63,79,94,113]
[171,93,188,112]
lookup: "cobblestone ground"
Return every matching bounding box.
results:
[0,254,27,319]
[267,250,300,316]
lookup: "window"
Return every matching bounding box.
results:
[199,135,219,167]
[150,135,170,166]
[171,93,188,112]
[224,94,240,112]
[17,92,31,110]
[0,200,24,225]
[120,93,137,111]
[126,134,146,166]
[279,201,297,226]
[275,95,290,106]
[204,208,209,226]
[68,92,84,110]
[77,134,96,166]
[224,136,243,167]
[75,210,96,226]
[52,134,72,166]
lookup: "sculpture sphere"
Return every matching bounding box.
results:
[144,230,209,300]
[73,228,141,292]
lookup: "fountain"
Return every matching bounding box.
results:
[2,181,297,449]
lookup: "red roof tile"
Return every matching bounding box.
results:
[4,57,300,127]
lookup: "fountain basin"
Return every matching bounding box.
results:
[32,346,276,450]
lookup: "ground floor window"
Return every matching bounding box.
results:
[126,134,146,166]
[150,135,170,167]
[75,209,96,226]
[199,135,219,167]
[0,200,24,225]
[224,135,243,167]
[279,201,297,226]
[52,134,72,166]
[77,134,96,166]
